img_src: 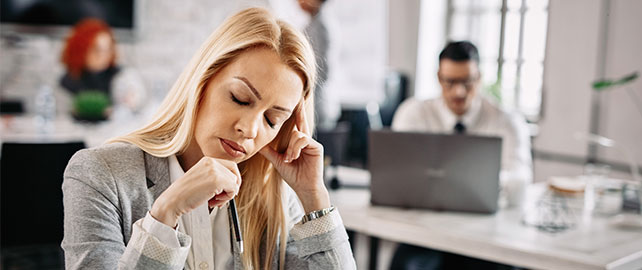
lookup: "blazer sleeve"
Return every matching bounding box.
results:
[282,187,356,269]
[62,149,191,270]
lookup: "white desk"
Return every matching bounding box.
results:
[330,183,642,270]
[0,114,146,148]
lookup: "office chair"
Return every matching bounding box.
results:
[1,141,85,268]
[336,71,408,169]
[315,121,351,189]
[380,71,408,127]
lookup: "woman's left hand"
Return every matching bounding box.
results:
[259,103,331,213]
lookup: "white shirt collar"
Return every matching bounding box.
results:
[438,96,482,131]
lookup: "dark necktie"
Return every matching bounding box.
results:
[454,121,466,134]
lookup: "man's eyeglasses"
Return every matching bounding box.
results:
[438,75,479,90]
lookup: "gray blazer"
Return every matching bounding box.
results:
[62,142,355,269]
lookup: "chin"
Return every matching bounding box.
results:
[232,152,256,163]
[447,105,464,115]
[238,154,253,162]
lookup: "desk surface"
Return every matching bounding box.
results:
[0,114,146,148]
[331,185,642,270]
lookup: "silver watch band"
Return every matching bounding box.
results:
[301,206,336,224]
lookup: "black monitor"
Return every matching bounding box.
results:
[1,0,136,41]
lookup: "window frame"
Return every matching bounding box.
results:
[445,0,549,122]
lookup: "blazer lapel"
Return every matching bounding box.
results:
[143,151,171,201]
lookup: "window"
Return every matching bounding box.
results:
[445,0,549,120]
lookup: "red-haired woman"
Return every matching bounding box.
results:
[60,18,146,114]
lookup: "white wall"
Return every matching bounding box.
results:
[599,0,642,167]
[534,0,642,182]
[387,0,422,97]
[327,0,387,108]
[534,0,600,158]
[415,0,448,100]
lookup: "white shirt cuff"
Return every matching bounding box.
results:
[290,209,343,241]
[142,211,181,248]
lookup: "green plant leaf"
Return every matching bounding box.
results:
[73,90,110,118]
[592,71,639,91]
[617,72,639,84]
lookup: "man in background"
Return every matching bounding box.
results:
[298,0,340,130]
[390,41,532,269]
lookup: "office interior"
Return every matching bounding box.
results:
[1,0,641,269]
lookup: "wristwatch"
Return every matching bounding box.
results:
[301,206,336,224]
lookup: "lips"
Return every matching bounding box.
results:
[220,138,246,158]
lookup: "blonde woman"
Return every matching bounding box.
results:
[62,7,355,270]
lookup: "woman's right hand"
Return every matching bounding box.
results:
[150,157,242,228]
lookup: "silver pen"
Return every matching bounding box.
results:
[229,198,243,254]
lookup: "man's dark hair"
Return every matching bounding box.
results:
[439,41,479,63]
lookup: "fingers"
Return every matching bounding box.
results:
[259,146,280,165]
[214,191,234,201]
[207,186,236,209]
[217,159,242,187]
[208,196,229,208]
[199,158,241,204]
[260,132,312,165]
[284,131,322,163]
[285,132,308,163]
[295,102,310,135]
[218,169,241,197]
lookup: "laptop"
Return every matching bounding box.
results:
[368,130,502,214]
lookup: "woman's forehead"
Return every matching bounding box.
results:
[223,49,304,105]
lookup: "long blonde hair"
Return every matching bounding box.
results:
[110,7,316,269]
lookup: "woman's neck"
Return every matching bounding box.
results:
[177,140,203,172]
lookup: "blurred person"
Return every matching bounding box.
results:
[389,41,531,269]
[61,8,355,270]
[60,18,146,116]
[298,0,340,130]
[393,41,532,190]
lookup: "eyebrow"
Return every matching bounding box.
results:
[233,76,292,113]
[234,76,262,100]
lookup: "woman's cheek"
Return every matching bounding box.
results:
[258,130,278,149]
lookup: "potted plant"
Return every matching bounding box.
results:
[72,90,111,122]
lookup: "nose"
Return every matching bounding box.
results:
[235,112,260,139]
[453,84,467,97]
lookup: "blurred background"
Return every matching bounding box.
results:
[1,0,641,269]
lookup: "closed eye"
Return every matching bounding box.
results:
[231,92,278,128]
[265,115,275,128]
[231,93,250,106]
